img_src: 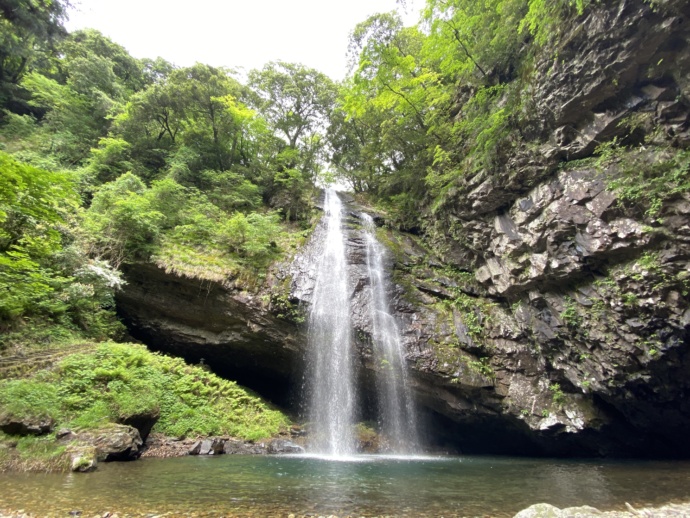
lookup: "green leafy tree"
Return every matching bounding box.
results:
[114,63,267,186]
[0,152,122,339]
[60,29,145,96]
[169,64,258,176]
[519,0,591,46]
[0,152,76,322]
[82,137,135,185]
[0,0,71,112]
[194,169,262,213]
[249,62,336,219]
[113,80,184,176]
[249,61,336,149]
[11,30,146,167]
[216,212,281,264]
[14,71,97,165]
[327,90,389,194]
[421,0,528,85]
[336,13,444,226]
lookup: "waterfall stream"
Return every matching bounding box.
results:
[306,188,356,456]
[361,213,419,453]
[306,189,418,455]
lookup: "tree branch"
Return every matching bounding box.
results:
[446,21,488,80]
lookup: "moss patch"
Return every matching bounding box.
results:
[0,342,290,449]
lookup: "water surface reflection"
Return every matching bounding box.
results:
[2,455,690,517]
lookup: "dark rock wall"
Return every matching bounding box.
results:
[385,0,690,456]
[116,263,304,407]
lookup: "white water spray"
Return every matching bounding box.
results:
[306,189,356,456]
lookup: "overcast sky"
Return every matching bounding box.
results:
[65,0,424,80]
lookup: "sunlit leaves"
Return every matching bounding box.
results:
[337,0,598,220]
[519,0,591,46]
[83,173,163,265]
[0,342,289,440]
[334,12,446,212]
[61,29,145,96]
[114,64,267,181]
[0,152,76,254]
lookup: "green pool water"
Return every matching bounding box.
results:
[2,454,690,517]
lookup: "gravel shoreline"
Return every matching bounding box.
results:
[1,501,690,518]
[515,501,690,517]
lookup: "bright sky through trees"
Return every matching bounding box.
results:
[65,0,424,80]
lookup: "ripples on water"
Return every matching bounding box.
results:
[2,455,690,517]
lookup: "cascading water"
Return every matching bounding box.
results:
[306,188,356,456]
[361,213,420,453]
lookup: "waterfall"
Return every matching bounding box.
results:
[361,213,419,453]
[306,188,356,456]
[305,189,419,456]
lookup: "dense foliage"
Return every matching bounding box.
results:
[330,0,601,230]
[0,152,123,345]
[0,4,339,344]
[3,0,669,347]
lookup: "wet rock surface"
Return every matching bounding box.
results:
[266,438,305,454]
[188,438,225,455]
[140,433,305,458]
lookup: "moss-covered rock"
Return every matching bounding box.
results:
[0,342,290,471]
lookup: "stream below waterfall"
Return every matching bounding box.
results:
[2,455,690,517]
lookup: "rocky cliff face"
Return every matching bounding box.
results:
[116,263,304,406]
[117,0,690,456]
[390,0,690,456]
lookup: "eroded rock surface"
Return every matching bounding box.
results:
[76,424,144,461]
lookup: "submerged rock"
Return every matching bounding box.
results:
[140,434,281,457]
[266,439,304,454]
[222,439,267,455]
[69,446,97,473]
